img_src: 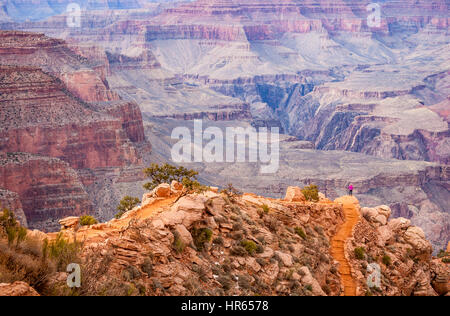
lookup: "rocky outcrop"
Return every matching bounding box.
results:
[0,189,27,227]
[59,216,80,231]
[154,103,252,121]
[0,153,93,231]
[361,205,391,227]
[284,186,306,202]
[92,101,146,143]
[46,186,346,296]
[0,281,39,296]
[37,186,447,296]
[151,184,172,199]
[348,199,448,296]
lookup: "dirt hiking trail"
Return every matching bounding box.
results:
[331,195,360,296]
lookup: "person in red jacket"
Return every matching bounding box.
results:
[348,184,353,196]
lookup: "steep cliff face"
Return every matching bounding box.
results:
[0,189,27,227]
[92,101,147,143]
[285,71,450,164]
[349,203,449,296]
[0,31,118,102]
[0,153,93,231]
[0,31,151,229]
[0,65,141,170]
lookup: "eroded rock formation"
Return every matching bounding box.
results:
[31,185,448,296]
[0,189,27,227]
[0,153,93,231]
[0,31,151,229]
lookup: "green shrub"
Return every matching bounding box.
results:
[1,208,27,247]
[116,196,140,219]
[294,227,307,240]
[301,185,319,202]
[0,239,54,294]
[354,247,365,260]
[6,226,17,247]
[191,228,213,251]
[181,177,208,194]
[44,233,82,271]
[143,163,198,191]
[382,254,392,266]
[80,215,98,226]
[442,258,450,263]
[437,249,449,258]
[16,226,27,246]
[261,204,270,214]
[240,240,258,255]
[305,284,313,292]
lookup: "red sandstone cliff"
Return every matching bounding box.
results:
[92,101,146,143]
[0,65,141,170]
[0,31,118,103]
[0,153,93,231]
[0,31,151,230]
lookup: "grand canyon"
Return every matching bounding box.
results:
[0,0,448,297]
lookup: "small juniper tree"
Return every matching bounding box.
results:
[301,184,319,202]
[173,173,208,203]
[143,163,199,191]
[116,196,141,219]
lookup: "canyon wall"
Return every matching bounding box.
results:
[0,31,118,102]
[0,31,151,229]
[0,65,141,170]
[0,189,27,227]
[0,153,93,231]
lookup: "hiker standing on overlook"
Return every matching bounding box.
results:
[348,184,353,196]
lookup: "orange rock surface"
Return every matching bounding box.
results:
[331,196,360,296]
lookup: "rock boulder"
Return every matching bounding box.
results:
[0,282,39,296]
[284,186,305,202]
